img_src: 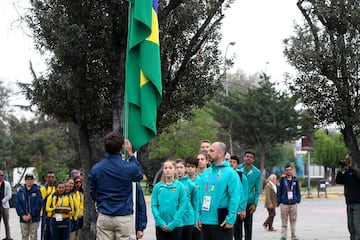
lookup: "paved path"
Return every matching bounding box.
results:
[143,196,348,240]
[1,186,347,240]
[142,186,348,240]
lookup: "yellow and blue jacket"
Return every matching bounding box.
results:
[46,193,75,220]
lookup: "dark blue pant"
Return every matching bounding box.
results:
[50,218,70,240]
[202,224,233,240]
[238,204,254,240]
[41,216,52,240]
[181,225,193,240]
[192,226,202,240]
[156,226,182,240]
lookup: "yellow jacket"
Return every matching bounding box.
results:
[70,191,80,221]
[40,184,56,217]
[72,191,84,217]
[46,193,75,220]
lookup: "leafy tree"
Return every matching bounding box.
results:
[263,142,296,172]
[145,107,219,179]
[23,0,233,238]
[0,79,10,118]
[312,130,347,184]
[0,80,11,174]
[284,0,360,173]
[0,116,76,184]
[210,73,302,182]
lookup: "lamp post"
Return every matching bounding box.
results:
[224,41,235,96]
[224,41,235,154]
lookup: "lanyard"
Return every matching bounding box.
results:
[205,167,223,193]
[284,178,293,191]
[54,195,65,207]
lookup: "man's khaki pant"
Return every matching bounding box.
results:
[280,203,297,239]
[96,212,134,240]
[20,222,40,240]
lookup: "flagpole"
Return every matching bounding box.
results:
[124,2,138,239]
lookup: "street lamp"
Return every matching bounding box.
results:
[224,41,235,96]
[224,41,235,154]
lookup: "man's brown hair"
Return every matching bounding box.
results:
[104,131,124,154]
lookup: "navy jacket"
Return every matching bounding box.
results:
[15,184,43,223]
[276,176,301,205]
[336,169,360,205]
[89,153,143,216]
[136,182,147,232]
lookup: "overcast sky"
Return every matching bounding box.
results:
[0,0,303,117]
[1,0,42,117]
[221,0,303,83]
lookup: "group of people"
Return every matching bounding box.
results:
[22,130,357,240]
[87,131,305,240]
[150,140,302,240]
[14,169,84,240]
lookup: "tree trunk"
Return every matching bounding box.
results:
[77,125,97,240]
[341,125,360,174]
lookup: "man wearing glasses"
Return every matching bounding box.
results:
[0,170,13,240]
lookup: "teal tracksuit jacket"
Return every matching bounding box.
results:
[198,161,240,225]
[191,175,201,226]
[151,179,187,231]
[236,169,248,212]
[238,163,261,206]
[178,175,198,226]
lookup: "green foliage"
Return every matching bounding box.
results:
[0,116,76,183]
[212,74,301,147]
[262,142,296,170]
[210,73,301,182]
[284,0,360,172]
[0,79,10,117]
[23,0,230,135]
[24,0,116,133]
[23,1,236,237]
[312,130,348,168]
[144,107,219,179]
[284,1,360,127]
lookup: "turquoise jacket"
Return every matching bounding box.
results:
[236,169,248,212]
[151,180,187,231]
[238,164,261,206]
[198,161,240,225]
[190,175,201,226]
[178,176,198,226]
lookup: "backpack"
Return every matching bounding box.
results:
[237,171,243,183]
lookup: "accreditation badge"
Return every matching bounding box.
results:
[56,213,63,221]
[287,191,293,200]
[202,196,211,211]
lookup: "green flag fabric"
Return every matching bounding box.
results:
[125,0,162,151]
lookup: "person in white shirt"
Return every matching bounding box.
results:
[0,170,13,240]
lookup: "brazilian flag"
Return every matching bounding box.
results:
[125,0,162,151]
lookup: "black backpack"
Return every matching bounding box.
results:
[237,171,243,183]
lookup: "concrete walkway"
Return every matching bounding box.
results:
[0,185,345,240]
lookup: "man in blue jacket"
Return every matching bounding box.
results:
[277,165,301,240]
[196,142,240,240]
[89,131,144,240]
[135,182,147,239]
[15,173,43,240]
